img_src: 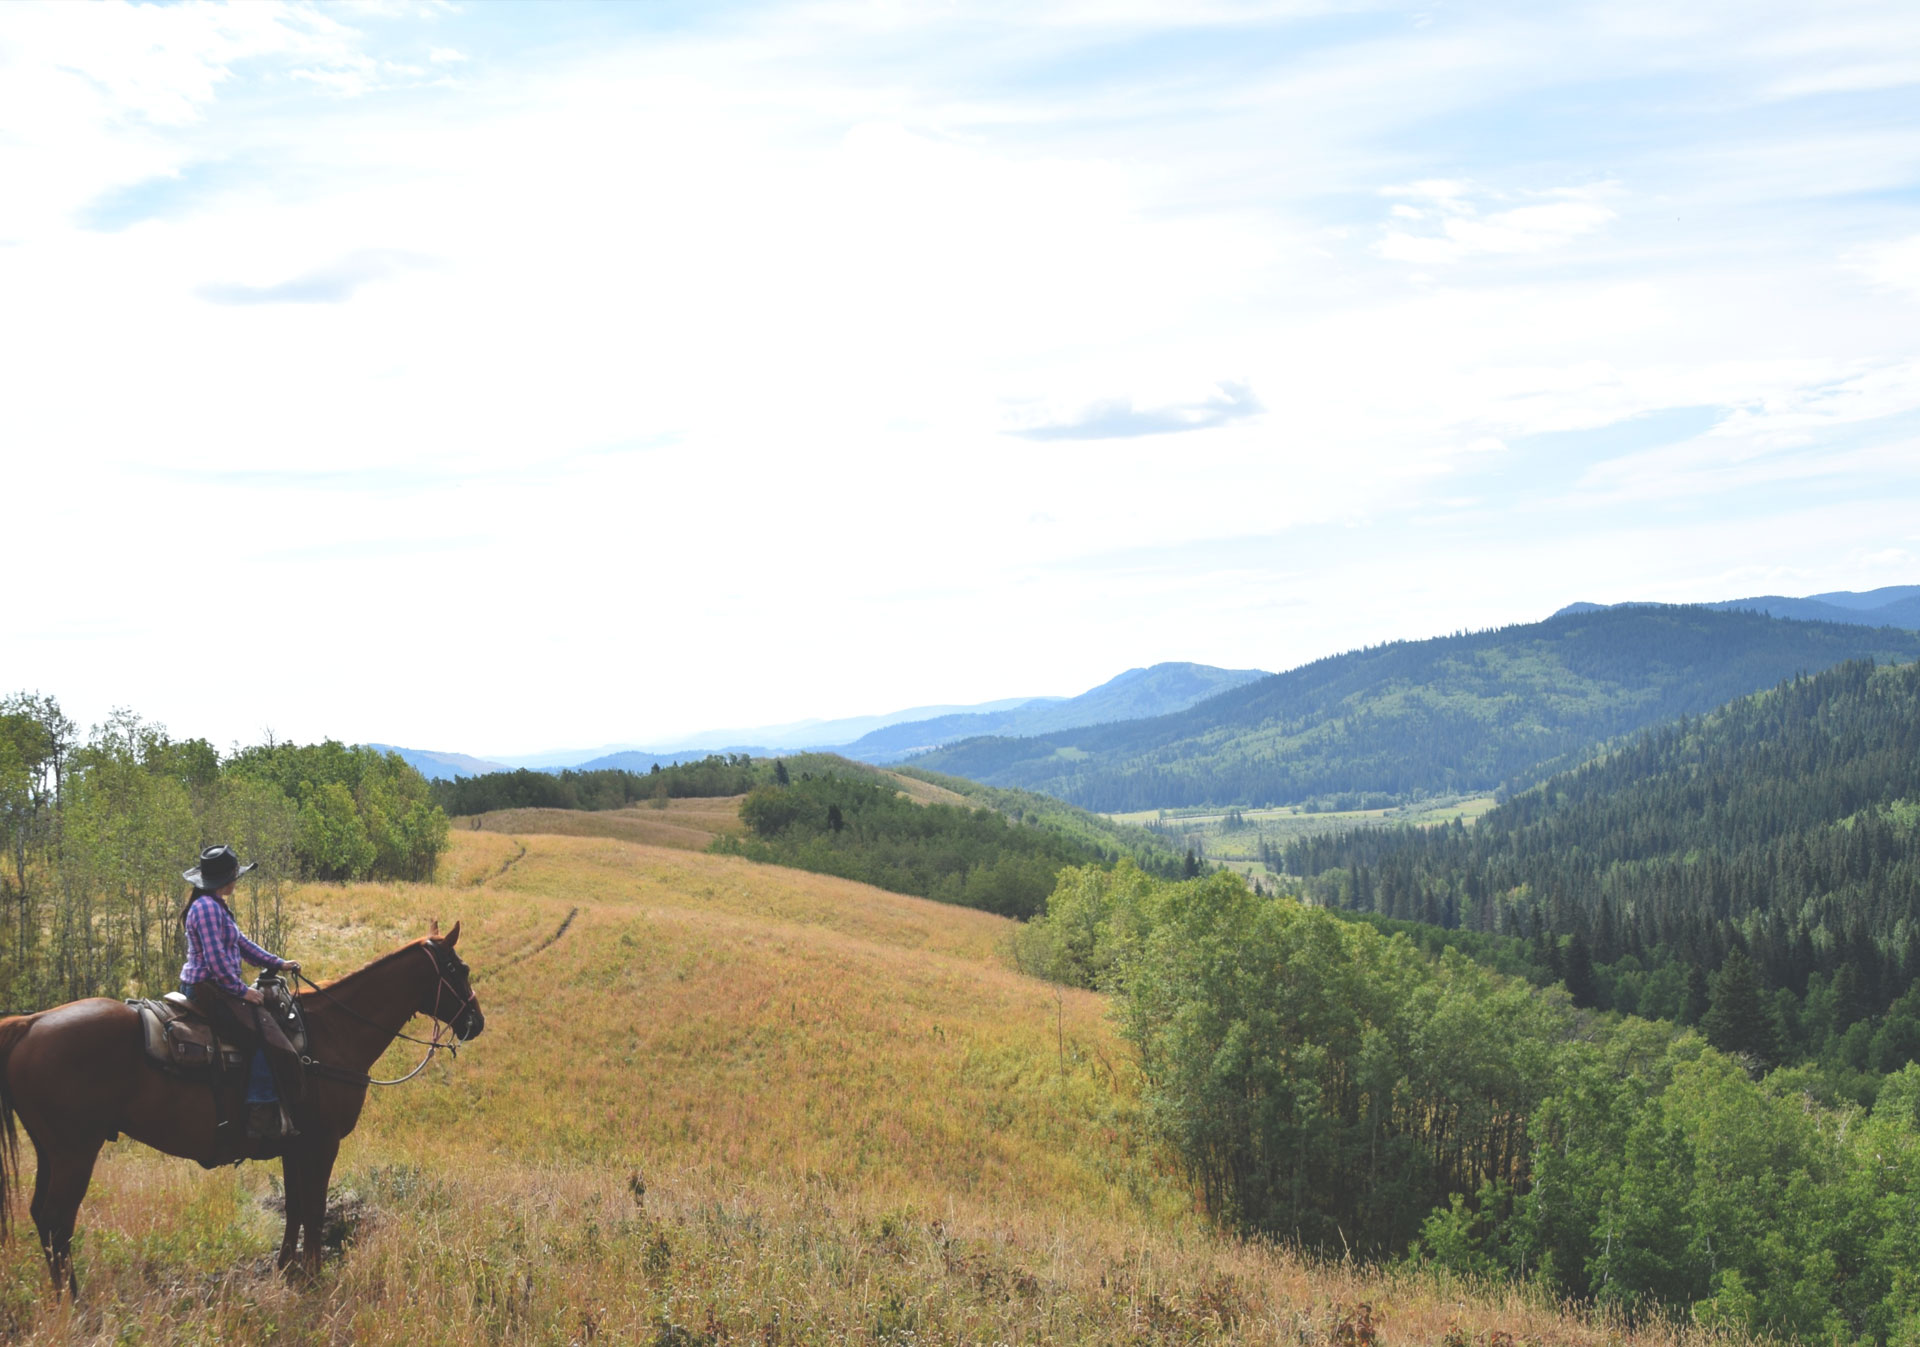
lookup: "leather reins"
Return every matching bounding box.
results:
[293,944,477,1088]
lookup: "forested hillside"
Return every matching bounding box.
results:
[914,606,1920,811]
[711,773,1112,917]
[1283,659,1920,1077]
[1560,584,1920,630]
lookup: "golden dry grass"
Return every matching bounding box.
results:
[878,772,976,809]
[0,832,1725,1346]
[461,795,747,852]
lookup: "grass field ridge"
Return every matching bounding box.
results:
[0,829,1716,1344]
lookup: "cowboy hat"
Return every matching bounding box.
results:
[183,844,256,891]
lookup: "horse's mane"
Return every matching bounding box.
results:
[296,937,435,1000]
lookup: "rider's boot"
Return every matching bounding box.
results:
[265,1049,304,1137]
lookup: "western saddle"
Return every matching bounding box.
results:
[128,979,307,1081]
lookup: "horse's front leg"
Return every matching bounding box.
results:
[277,1147,305,1271]
[297,1135,339,1278]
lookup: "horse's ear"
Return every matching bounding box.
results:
[444,921,461,949]
[429,918,441,939]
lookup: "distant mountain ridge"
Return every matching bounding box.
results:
[909,606,1920,812]
[837,662,1269,763]
[365,745,512,780]
[1555,585,1920,630]
[365,661,1264,779]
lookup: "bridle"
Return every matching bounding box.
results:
[293,942,480,1088]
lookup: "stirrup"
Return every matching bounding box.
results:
[248,1103,299,1140]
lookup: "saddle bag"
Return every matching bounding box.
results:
[132,994,248,1074]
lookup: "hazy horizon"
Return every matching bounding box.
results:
[8,1,1919,754]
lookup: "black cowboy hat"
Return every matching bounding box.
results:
[183,844,256,891]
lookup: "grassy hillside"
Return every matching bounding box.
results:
[458,794,748,851]
[913,606,1920,811]
[0,829,1692,1346]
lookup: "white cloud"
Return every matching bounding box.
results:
[1850,234,1920,300]
[1377,183,1618,265]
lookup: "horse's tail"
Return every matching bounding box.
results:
[0,1014,39,1238]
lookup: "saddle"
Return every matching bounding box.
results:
[129,982,307,1081]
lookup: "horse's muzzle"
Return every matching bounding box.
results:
[455,1006,485,1041]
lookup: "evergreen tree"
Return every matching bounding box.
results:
[1832,963,1866,1030]
[1702,950,1777,1067]
[1182,848,1201,879]
[774,758,790,786]
[1562,932,1598,1008]
[1682,962,1710,1026]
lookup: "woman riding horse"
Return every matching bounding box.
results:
[179,844,304,1139]
[0,866,484,1294]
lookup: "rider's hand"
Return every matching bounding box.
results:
[242,987,265,1005]
[282,961,301,976]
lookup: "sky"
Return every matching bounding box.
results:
[5,0,1920,756]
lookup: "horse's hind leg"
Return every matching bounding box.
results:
[29,1137,102,1297]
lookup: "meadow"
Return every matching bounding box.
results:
[1111,796,1499,882]
[0,827,1718,1345]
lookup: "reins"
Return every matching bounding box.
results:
[292,945,476,1088]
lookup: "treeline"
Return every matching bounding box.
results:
[1017,863,1920,1340]
[1280,660,1920,1082]
[711,772,1108,918]
[0,693,447,1006]
[432,754,762,815]
[914,607,1920,810]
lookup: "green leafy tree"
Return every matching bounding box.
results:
[57,754,195,999]
[297,782,377,882]
[0,693,72,902]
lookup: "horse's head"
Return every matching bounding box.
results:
[421,920,485,1041]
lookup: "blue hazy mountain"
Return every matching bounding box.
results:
[369,665,1264,779]
[364,745,513,780]
[475,696,1055,771]
[1553,586,1920,630]
[836,662,1271,764]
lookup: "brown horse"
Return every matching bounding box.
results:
[0,923,484,1293]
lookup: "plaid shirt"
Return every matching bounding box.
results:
[180,895,285,996]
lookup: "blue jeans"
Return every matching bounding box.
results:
[180,981,277,1103]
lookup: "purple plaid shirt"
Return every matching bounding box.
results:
[180,895,286,997]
